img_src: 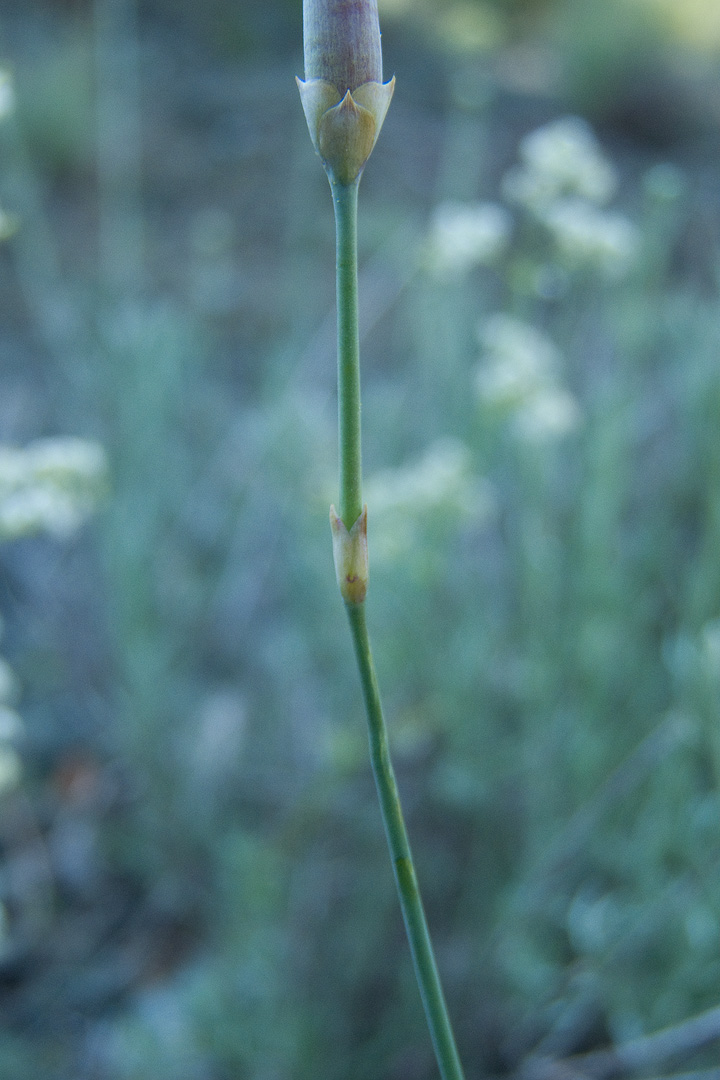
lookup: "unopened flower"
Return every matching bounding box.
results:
[298,0,394,184]
[303,0,383,90]
[426,201,511,276]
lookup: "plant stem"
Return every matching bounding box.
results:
[346,603,466,1080]
[332,179,363,529]
[331,176,466,1080]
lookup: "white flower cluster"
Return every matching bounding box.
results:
[502,117,638,278]
[0,438,108,541]
[503,116,618,210]
[475,314,581,442]
[539,197,638,278]
[425,200,511,276]
[424,117,638,282]
[364,438,495,563]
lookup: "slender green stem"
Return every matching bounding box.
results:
[346,604,466,1080]
[332,179,363,528]
[331,176,466,1080]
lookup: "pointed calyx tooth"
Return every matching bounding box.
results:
[318,90,377,185]
[351,79,394,137]
[330,504,368,605]
[303,0,383,94]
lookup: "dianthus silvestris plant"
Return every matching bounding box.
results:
[297,3,465,1078]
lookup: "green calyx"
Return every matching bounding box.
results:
[297,77,395,184]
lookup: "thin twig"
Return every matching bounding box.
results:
[522,1004,720,1080]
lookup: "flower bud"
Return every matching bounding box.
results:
[298,0,394,185]
[330,504,368,604]
[303,0,383,94]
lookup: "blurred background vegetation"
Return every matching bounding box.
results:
[0,0,719,1077]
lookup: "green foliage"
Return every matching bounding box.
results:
[13,25,95,177]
